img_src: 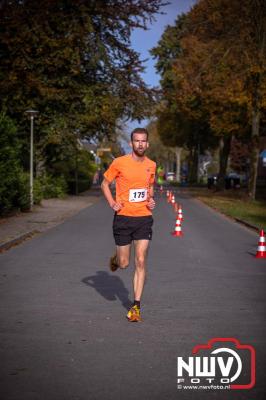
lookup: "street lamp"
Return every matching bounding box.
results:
[25,110,39,210]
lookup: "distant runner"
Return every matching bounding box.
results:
[101,128,156,322]
[157,165,165,185]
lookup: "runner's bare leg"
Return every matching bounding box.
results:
[116,244,131,269]
[133,239,149,301]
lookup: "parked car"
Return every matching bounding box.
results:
[166,172,175,182]
[207,173,241,189]
[225,172,240,189]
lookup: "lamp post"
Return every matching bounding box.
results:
[25,110,39,210]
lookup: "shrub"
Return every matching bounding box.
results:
[33,177,44,204]
[16,172,31,211]
[9,173,68,213]
[37,174,67,199]
[67,177,92,194]
[0,113,22,214]
[14,172,43,211]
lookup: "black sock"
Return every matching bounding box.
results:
[133,300,140,308]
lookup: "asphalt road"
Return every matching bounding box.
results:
[0,189,266,400]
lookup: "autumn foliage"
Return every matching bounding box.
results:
[152,0,266,197]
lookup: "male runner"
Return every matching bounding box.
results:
[101,128,156,322]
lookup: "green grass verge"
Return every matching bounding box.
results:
[186,188,266,231]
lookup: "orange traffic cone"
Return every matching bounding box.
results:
[174,202,179,213]
[168,191,172,203]
[172,217,183,237]
[177,205,183,221]
[171,194,175,206]
[255,230,266,258]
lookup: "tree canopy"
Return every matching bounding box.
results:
[1,0,167,138]
[0,0,168,212]
[151,0,266,195]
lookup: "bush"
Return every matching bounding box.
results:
[14,172,43,211]
[30,174,68,200]
[0,113,22,214]
[67,177,92,194]
[45,146,96,193]
[16,172,30,211]
[33,177,44,205]
[38,174,67,199]
[12,173,68,213]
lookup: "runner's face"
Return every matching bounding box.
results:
[131,133,148,157]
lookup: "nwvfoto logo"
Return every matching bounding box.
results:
[177,338,256,390]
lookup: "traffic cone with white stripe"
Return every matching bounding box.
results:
[167,191,172,203]
[255,230,266,258]
[177,205,183,221]
[172,217,183,237]
[171,194,175,206]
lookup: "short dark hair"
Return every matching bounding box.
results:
[130,128,149,142]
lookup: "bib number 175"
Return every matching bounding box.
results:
[129,188,147,202]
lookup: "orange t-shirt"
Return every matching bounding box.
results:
[104,154,156,216]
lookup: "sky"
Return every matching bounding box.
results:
[131,0,196,88]
[122,0,197,149]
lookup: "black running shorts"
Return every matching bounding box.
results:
[113,214,153,246]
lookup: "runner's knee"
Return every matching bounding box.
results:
[135,255,145,268]
[119,257,129,269]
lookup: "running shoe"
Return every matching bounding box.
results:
[109,253,119,272]
[127,305,141,322]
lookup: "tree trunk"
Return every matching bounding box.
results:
[175,147,182,183]
[35,146,45,177]
[188,147,198,184]
[248,110,260,200]
[217,135,232,190]
[247,2,265,199]
[36,160,45,177]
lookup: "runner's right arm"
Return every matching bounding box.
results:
[101,178,123,212]
[147,183,156,210]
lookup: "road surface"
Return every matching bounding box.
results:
[0,189,265,400]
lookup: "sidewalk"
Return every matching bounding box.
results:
[0,188,102,252]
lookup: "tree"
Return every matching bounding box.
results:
[151,15,218,183]
[0,0,167,195]
[0,113,22,214]
[1,0,164,132]
[151,1,266,193]
[146,118,177,176]
[186,0,266,197]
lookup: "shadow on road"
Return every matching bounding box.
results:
[82,271,131,310]
[247,251,257,257]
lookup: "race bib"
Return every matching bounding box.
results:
[129,188,147,202]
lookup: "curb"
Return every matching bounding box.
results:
[193,197,260,234]
[0,230,40,253]
[159,189,261,234]
[233,217,259,233]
